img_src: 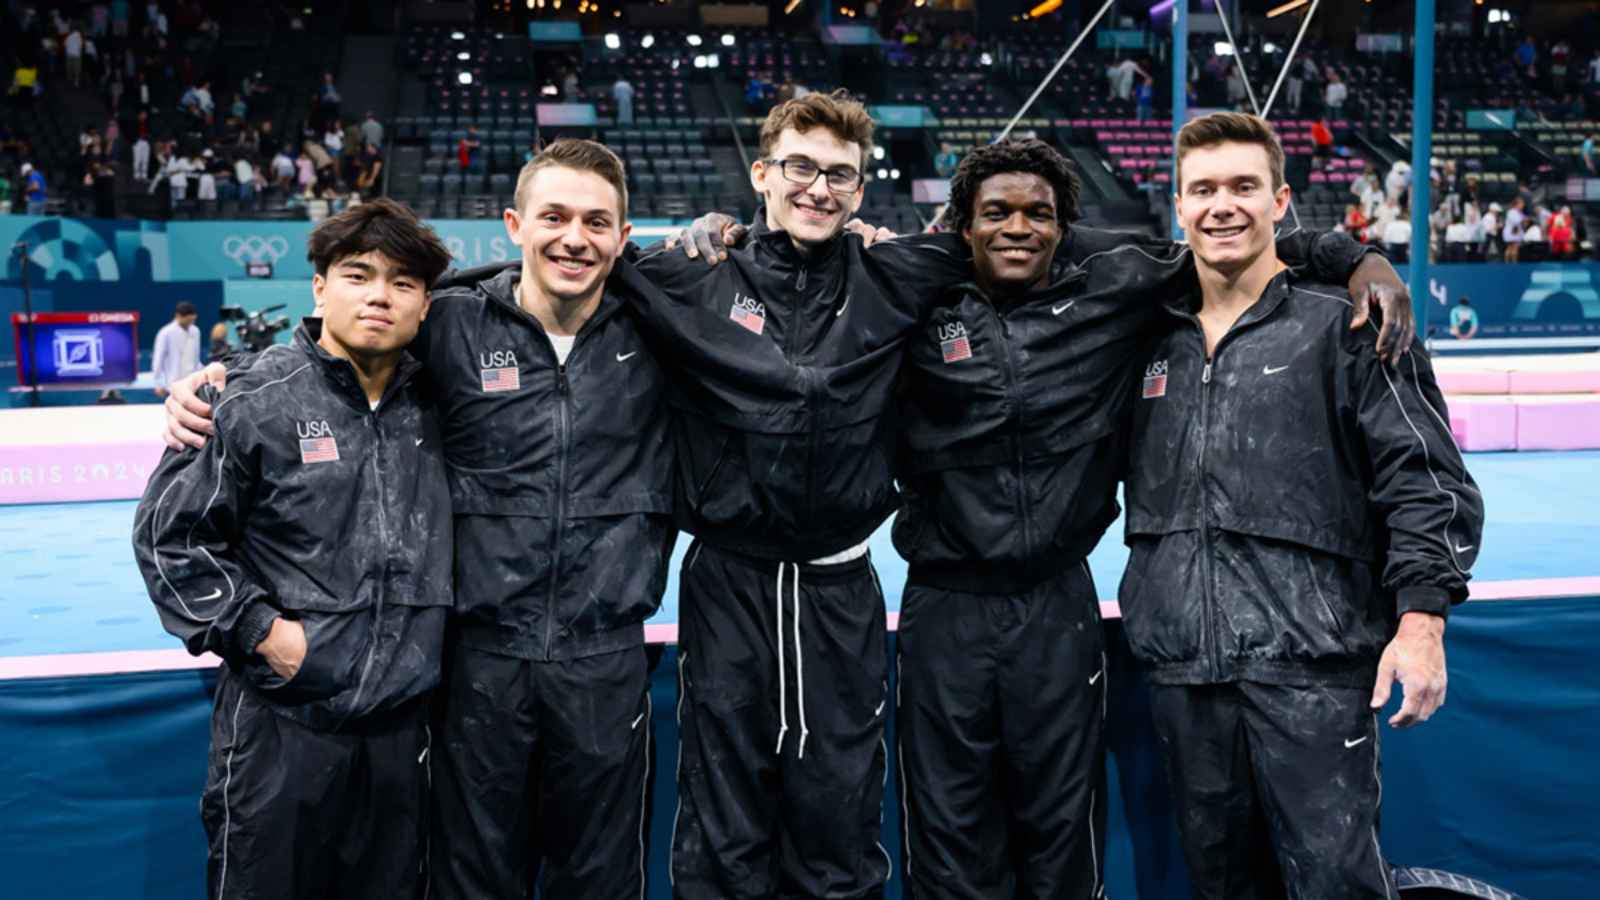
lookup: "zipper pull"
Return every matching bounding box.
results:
[557,365,568,394]
[1202,362,1213,384]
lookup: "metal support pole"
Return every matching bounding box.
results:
[1408,0,1435,337]
[16,242,39,406]
[1171,0,1188,240]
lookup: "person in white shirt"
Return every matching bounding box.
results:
[1384,160,1411,205]
[64,26,84,87]
[150,302,201,397]
[233,156,256,204]
[1323,71,1347,115]
[165,152,192,201]
[196,156,217,201]
[1502,198,1527,262]
[1381,214,1412,248]
[324,122,344,155]
[271,150,296,188]
[132,135,150,181]
[1107,57,1147,101]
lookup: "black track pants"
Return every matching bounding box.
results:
[1149,681,1398,900]
[895,563,1108,900]
[430,645,653,900]
[202,667,432,900]
[670,541,891,900]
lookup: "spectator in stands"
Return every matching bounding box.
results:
[1550,207,1576,257]
[1310,118,1333,171]
[355,140,382,195]
[259,119,281,161]
[271,146,296,191]
[1351,163,1381,214]
[1445,213,1475,259]
[1583,132,1596,174]
[1522,214,1543,245]
[21,162,46,215]
[1502,196,1527,262]
[132,132,151,181]
[1384,159,1411,207]
[295,150,315,194]
[9,62,41,103]
[303,138,336,194]
[318,70,340,122]
[232,154,256,207]
[1343,203,1369,242]
[561,66,581,102]
[150,301,201,397]
[1286,59,1306,114]
[1136,75,1154,121]
[361,111,383,150]
[613,75,635,125]
[1479,203,1502,258]
[1515,35,1537,82]
[1449,297,1479,340]
[934,142,960,179]
[1107,57,1147,102]
[1552,40,1571,91]
[1371,194,1402,242]
[457,125,481,171]
[1381,204,1412,253]
[64,21,85,88]
[323,119,344,156]
[1323,70,1347,117]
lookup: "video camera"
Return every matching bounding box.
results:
[218,304,292,352]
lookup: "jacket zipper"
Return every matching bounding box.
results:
[546,359,571,660]
[1194,347,1219,681]
[346,405,389,722]
[990,305,1032,554]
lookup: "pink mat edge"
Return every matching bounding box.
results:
[3,578,1595,681]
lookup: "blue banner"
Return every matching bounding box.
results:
[1396,261,1600,338]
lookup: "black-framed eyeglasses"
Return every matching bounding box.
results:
[764,157,863,193]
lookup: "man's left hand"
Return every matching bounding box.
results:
[665,212,743,265]
[1370,611,1447,728]
[1346,254,1415,365]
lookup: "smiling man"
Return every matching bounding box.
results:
[1120,112,1484,898]
[156,142,678,900]
[631,91,1416,900]
[132,199,455,900]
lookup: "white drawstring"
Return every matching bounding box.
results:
[774,561,809,758]
[775,563,790,754]
[792,563,809,759]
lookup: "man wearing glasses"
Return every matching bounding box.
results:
[630,90,1412,900]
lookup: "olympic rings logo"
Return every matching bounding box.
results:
[222,235,290,264]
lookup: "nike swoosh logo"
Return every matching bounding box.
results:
[1453,543,1474,554]
[196,588,222,602]
[1089,670,1103,685]
[1053,300,1076,316]
[1263,364,1290,375]
[1344,736,1368,748]
[616,351,637,362]
[836,296,850,317]
[415,438,425,446]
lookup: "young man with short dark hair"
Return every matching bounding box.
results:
[1121,112,1483,898]
[132,198,456,900]
[151,300,201,397]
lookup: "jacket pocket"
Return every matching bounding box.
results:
[1117,534,1206,668]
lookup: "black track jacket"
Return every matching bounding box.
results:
[1119,272,1484,687]
[633,213,1372,563]
[133,322,453,729]
[893,228,1376,593]
[421,261,676,661]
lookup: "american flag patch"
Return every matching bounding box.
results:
[730,305,765,335]
[480,366,520,392]
[941,335,972,364]
[1142,373,1167,399]
[299,437,340,464]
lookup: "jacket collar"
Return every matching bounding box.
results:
[461,259,627,336]
[944,255,1087,310]
[749,204,846,271]
[293,318,422,410]
[1160,266,1298,326]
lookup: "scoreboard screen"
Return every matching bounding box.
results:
[11,312,140,387]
